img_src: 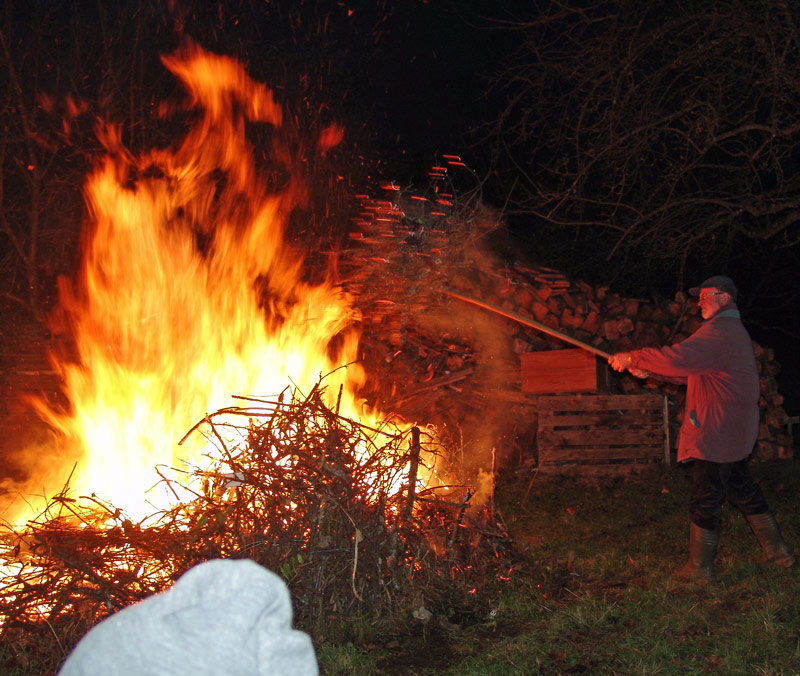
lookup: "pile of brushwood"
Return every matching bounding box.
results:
[0,383,516,675]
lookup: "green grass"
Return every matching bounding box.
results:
[6,458,797,675]
[317,458,800,676]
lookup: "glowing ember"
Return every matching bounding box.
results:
[5,42,398,525]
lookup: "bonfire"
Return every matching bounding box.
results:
[0,42,514,674]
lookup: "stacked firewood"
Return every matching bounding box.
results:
[478,269,793,462]
[340,172,793,464]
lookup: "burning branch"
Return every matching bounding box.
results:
[0,381,515,672]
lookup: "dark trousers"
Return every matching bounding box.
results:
[690,458,770,531]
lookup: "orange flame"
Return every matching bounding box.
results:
[9,43,390,524]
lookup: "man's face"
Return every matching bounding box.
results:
[697,287,729,319]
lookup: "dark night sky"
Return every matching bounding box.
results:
[325,1,524,174]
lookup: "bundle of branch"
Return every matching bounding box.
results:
[0,494,191,675]
[0,382,515,672]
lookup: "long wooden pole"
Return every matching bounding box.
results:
[442,288,612,360]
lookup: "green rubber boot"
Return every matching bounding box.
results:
[745,512,796,567]
[672,522,718,582]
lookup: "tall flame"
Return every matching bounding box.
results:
[14,43,375,523]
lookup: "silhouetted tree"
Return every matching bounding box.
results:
[0,0,177,319]
[486,0,800,311]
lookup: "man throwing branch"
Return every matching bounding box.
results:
[608,275,795,581]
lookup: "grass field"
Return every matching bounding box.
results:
[3,457,797,675]
[318,458,800,676]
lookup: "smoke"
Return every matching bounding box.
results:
[0,436,72,525]
[470,466,495,511]
[402,227,519,497]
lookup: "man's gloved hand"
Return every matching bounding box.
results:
[608,352,650,378]
[608,352,631,372]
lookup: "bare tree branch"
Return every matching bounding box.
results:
[485,0,800,295]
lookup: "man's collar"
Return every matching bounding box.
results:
[706,302,740,321]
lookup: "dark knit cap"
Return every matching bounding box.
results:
[689,275,738,301]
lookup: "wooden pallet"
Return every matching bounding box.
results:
[536,393,669,474]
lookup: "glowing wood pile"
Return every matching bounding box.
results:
[0,383,514,672]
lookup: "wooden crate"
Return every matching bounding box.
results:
[536,393,669,474]
[521,348,609,394]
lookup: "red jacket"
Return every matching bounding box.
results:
[629,304,760,463]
